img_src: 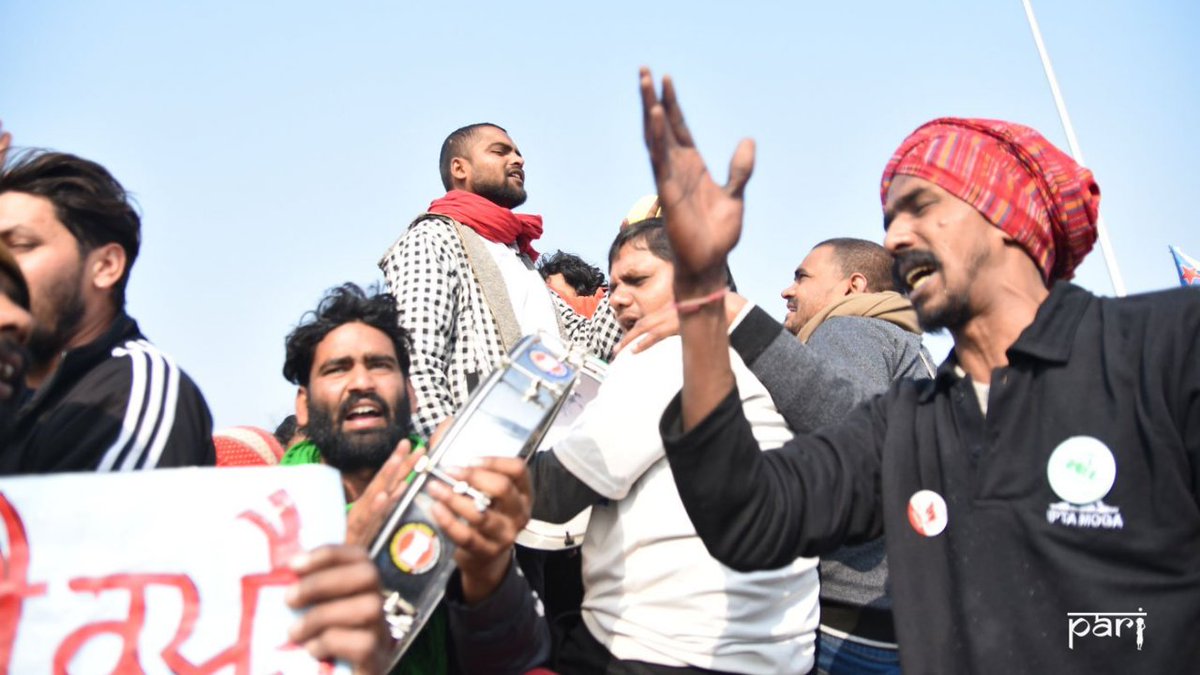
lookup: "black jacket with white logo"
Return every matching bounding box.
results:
[661,282,1200,674]
[1,313,214,474]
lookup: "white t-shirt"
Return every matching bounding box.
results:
[553,325,820,672]
[480,239,560,337]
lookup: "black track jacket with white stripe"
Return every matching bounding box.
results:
[1,313,215,474]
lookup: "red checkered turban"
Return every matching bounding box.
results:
[880,118,1101,283]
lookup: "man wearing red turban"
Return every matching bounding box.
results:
[643,68,1200,675]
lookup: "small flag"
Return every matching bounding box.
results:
[1169,246,1200,287]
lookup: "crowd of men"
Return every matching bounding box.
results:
[0,64,1196,675]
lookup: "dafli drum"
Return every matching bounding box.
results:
[368,332,602,664]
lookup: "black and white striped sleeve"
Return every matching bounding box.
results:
[36,339,215,472]
[102,339,214,470]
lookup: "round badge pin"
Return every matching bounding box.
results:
[1046,436,1116,505]
[389,522,441,575]
[907,489,948,537]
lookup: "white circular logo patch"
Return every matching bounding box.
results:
[907,489,948,537]
[1046,436,1116,505]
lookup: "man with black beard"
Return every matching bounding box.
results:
[281,283,550,674]
[0,150,214,473]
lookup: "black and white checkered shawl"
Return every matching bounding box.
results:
[380,214,622,437]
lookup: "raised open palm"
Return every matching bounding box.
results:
[639,68,754,286]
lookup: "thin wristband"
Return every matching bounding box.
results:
[674,286,729,315]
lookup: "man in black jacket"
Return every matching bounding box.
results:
[639,69,1200,673]
[0,151,213,472]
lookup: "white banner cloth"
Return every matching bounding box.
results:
[0,465,350,674]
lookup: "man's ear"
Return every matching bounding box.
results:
[847,272,869,294]
[87,243,127,293]
[295,387,309,426]
[449,156,471,188]
[406,380,418,415]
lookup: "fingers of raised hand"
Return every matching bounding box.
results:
[661,76,695,147]
[640,68,672,180]
[364,440,417,501]
[725,138,756,198]
[639,67,659,144]
[345,443,420,546]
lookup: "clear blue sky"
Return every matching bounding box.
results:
[2,1,1197,430]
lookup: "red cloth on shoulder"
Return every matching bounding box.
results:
[428,190,544,261]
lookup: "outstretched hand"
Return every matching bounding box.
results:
[639,67,754,290]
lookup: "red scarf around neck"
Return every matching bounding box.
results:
[428,190,543,261]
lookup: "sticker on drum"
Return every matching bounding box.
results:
[389,522,442,575]
[523,348,573,381]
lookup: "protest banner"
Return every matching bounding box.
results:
[0,465,349,674]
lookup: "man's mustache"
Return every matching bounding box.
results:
[893,250,942,292]
[338,393,391,421]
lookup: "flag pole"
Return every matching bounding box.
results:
[1021,0,1127,297]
